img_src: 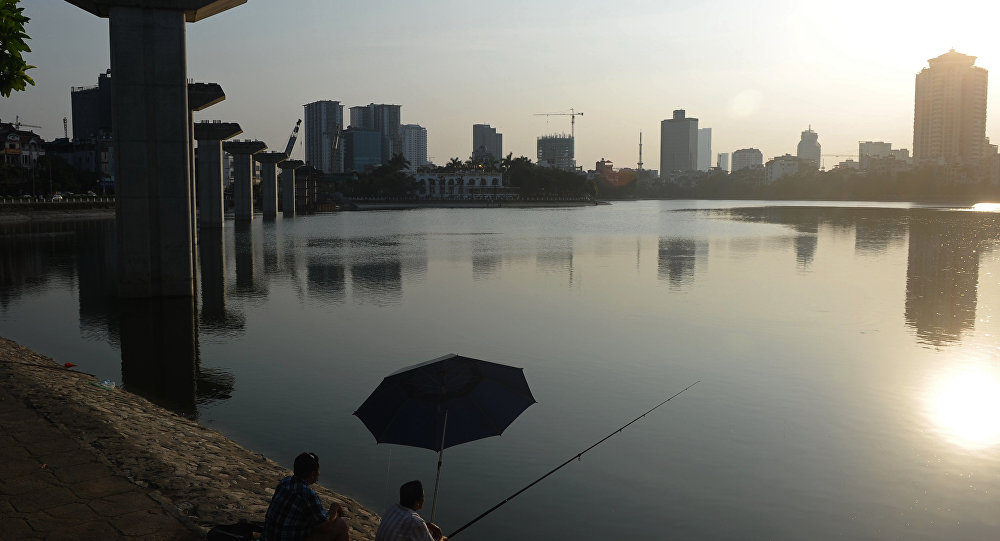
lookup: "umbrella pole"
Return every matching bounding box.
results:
[430,409,448,523]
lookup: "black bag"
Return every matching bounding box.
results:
[206,520,264,540]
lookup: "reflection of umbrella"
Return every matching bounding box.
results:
[354,354,536,519]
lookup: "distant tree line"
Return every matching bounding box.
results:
[629,165,1000,203]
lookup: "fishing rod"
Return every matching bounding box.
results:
[447,380,700,538]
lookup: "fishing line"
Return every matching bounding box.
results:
[447,380,700,538]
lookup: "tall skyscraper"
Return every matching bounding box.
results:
[913,50,988,169]
[304,100,344,173]
[732,148,763,171]
[697,128,712,171]
[472,124,503,162]
[660,110,698,174]
[349,103,401,163]
[400,124,427,169]
[796,126,821,168]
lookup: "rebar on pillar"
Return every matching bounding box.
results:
[223,140,267,222]
[255,152,287,219]
[278,160,304,217]
[194,121,242,228]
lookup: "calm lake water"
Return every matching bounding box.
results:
[2,200,999,540]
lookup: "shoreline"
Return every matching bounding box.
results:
[0,337,381,539]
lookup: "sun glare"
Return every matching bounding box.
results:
[926,364,1000,449]
[971,203,1000,213]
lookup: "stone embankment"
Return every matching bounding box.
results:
[0,337,380,539]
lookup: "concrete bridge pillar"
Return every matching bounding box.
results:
[223,140,267,222]
[64,0,246,298]
[255,152,287,219]
[187,83,226,240]
[194,121,242,228]
[278,159,304,217]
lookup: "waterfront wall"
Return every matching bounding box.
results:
[0,338,381,539]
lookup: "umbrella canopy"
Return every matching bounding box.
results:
[354,354,536,452]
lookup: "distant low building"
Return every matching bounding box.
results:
[796,127,821,168]
[717,152,729,172]
[1,122,45,169]
[732,148,763,172]
[414,171,516,199]
[765,154,815,184]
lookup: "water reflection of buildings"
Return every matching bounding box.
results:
[536,237,574,286]
[302,235,426,304]
[657,238,707,288]
[0,222,81,307]
[472,235,501,279]
[904,212,988,346]
[721,206,995,347]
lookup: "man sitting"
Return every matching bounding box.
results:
[375,480,446,541]
[263,452,350,541]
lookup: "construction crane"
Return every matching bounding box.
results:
[283,119,301,156]
[533,108,584,141]
[13,115,41,130]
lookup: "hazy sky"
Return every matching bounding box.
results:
[4,1,1000,172]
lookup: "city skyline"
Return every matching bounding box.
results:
[3,1,999,173]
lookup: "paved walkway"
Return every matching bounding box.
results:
[0,389,200,541]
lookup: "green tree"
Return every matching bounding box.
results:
[0,0,35,97]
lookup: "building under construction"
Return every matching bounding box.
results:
[537,134,575,171]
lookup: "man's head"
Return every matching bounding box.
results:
[399,480,424,510]
[294,452,320,483]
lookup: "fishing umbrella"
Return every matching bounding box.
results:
[353,354,536,519]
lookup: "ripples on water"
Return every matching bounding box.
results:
[0,201,998,540]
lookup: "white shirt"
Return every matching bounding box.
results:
[375,503,437,541]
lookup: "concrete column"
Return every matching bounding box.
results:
[109,8,192,297]
[187,83,226,239]
[278,159,304,217]
[255,151,287,218]
[194,121,242,228]
[223,140,266,222]
[65,0,246,298]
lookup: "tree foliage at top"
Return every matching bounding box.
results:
[0,0,35,98]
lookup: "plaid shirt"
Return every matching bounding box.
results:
[375,503,436,541]
[263,476,328,541]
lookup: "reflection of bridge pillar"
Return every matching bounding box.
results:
[223,140,267,222]
[198,226,225,323]
[64,0,247,298]
[234,221,255,292]
[255,152,287,219]
[278,159,304,217]
[194,121,242,228]
[120,297,199,418]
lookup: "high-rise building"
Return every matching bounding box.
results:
[913,50,988,169]
[304,100,344,173]
[717,152,729,172]
[349,105,373,129]
[796,127,821,168]
[400,124,428,169]
[348,103,402,163]
[732,148,763,172]
[342,127,382,173]
[537,134,575,171]
[71,69,112,141]
[697,128,712,171]
[472,124,503,162]
[660,109,698,173]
